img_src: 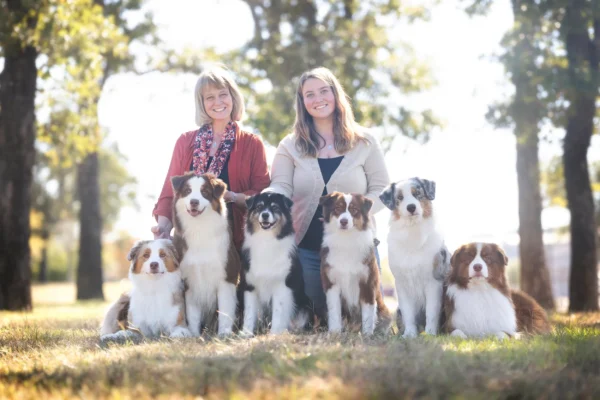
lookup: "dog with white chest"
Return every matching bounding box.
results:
[444,242,551,339]
[240,192,313,335]
[100,239,190,341]
[320,192,391,335]
[380,177,450,337]
[171,172,241,337]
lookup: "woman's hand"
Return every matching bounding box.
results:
[224,191,247,208]
[151,216,173,239]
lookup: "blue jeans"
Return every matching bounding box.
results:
[297,245,382,321]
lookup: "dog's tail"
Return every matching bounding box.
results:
[100,292,130,336]
[375,292,392,334]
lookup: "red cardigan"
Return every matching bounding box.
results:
[153,125,271,249]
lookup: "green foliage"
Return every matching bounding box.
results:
[220,0,440,145]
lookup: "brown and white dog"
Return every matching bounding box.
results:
[444,242,551,339]
[320,192,391,335]
[171,172,241,337]
[100,239,190,341]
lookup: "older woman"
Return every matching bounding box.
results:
[152,66,270,250]
[267,67,390,320]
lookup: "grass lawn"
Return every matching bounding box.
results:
[1,282,600,399]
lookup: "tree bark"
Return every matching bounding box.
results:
[510,0,555,309]
[76,152,104,300]
[0,39,37,310]
[564,0,599,312]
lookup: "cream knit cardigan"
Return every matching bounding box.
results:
[267,132,390,245]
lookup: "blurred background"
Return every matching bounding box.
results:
[1,0,599,313]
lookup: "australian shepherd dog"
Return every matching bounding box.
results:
[319,192,391,335]
[444,242,551,339]
[379,177,450,337]
[100,239,190,341]
[171,172,241,337]
[240,192,313,335]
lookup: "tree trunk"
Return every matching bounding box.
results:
[564,0,599,312]
[510,0,555,309]
[0,42,37,310]
[516,130,555,309]
[76,152,104,300]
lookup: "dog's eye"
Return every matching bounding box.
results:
[397,195,404,201]
[349,207,358,216]
[271,204,280,212]
[159,252,166,258]
[201,189,210,197]
[183,188,191,196]
[143,253,150,259]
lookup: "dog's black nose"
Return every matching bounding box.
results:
[261,212,270,220]
[190,199,199,208]
[150,262,159,270]
[340,218,348,227]
[407,204,416,213]
[473,264,483,272]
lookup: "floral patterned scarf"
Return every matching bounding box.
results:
[192,121,236,177]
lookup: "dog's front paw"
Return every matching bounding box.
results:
[450,329,468,339]
[424,326,439,336]
[218,329,233,338]
[100,330,140,345]
[402,327,418,339]
[169,326,191,338]
[238,330,255,339]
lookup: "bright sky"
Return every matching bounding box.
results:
[99,0,576,254]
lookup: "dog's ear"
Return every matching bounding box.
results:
[491,243,509,266]
[283,195,293,210]
[127,240,147,262]
[362,196,373,214]
[416,178,436,201]
[449,245,464,270]
[245,195,256,210]
[171,174,189,193]
[319,193,336,223]
[209,176,226,200]
[319,193,335,207]
[379,183,396,210]
[164,240,180,267]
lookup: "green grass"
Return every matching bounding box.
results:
[1,283,600,399]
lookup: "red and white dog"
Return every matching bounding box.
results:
[171,172,241,337]
[320,192,391,335]
[100,239,190,341]
[444,242,551,339]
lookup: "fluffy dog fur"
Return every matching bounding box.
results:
[100,239,189,341]
[240,192,313,335]
[171,172,241,337]
[380,177,450,337]
[320,192,391,335]
[444,242,551,338]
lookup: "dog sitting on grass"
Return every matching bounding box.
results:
[99,239,190,342]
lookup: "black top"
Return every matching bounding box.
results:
[298,156,344,251]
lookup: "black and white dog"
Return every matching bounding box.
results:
[240,192,313,335]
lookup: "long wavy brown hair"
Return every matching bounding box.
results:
[293,67,368,157]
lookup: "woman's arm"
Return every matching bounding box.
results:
[264,140,295,198]
[152,135,185,236]
[364,137,390,215]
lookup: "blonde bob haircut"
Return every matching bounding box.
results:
[293,66,367,157]
[194,66,245,127]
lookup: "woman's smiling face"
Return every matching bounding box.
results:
[302,78,336,121]
[202,84,233,122]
